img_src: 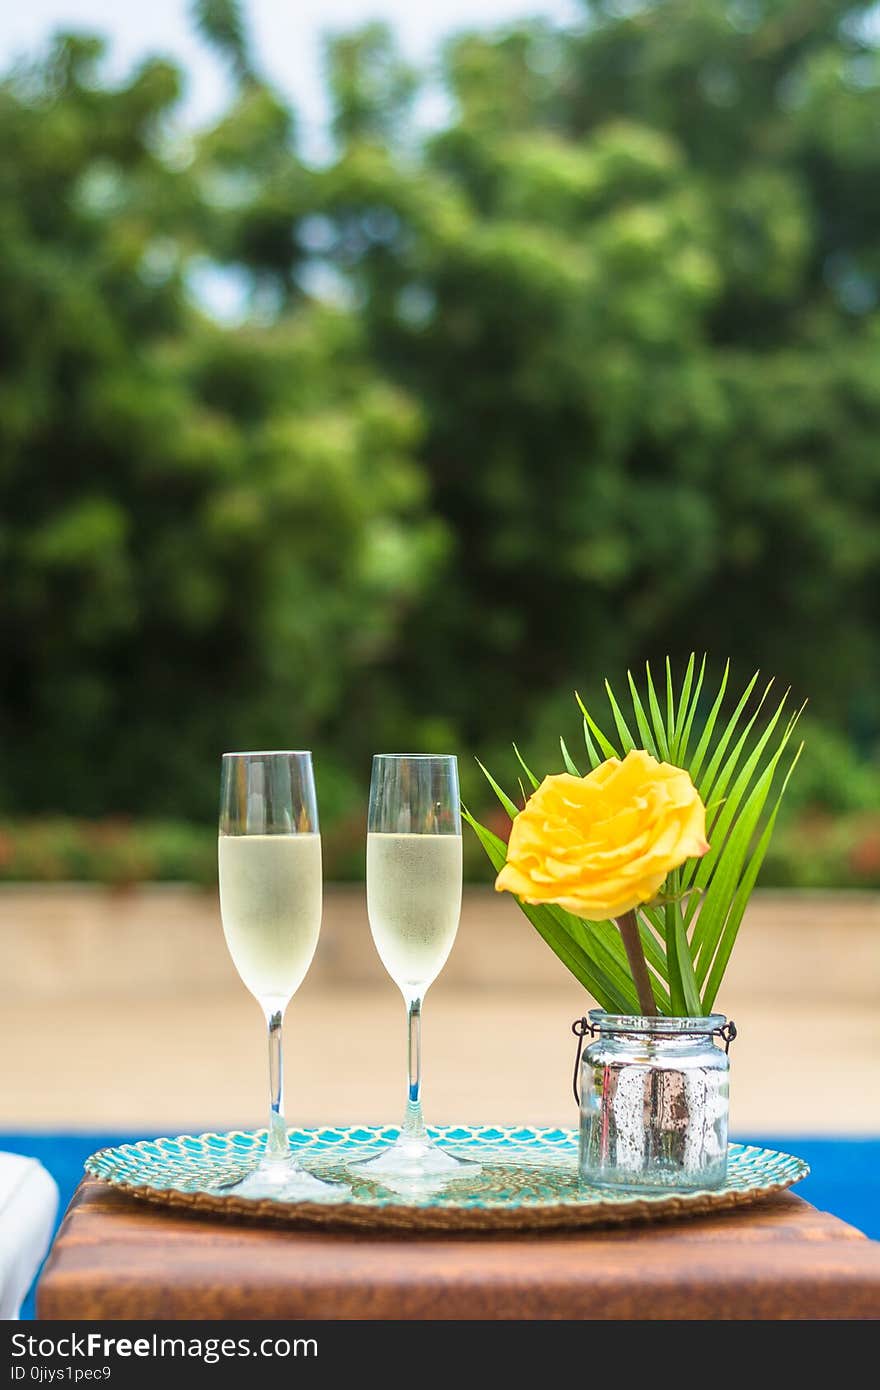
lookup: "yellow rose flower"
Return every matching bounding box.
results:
[495,748,709,920]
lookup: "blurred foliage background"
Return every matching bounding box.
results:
[1,0,879,885]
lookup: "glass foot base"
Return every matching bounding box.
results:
[351,1135,481,1191]
[213,1156,350,1202]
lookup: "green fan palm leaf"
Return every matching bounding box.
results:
[626,671,660,757]
[676,663,706,765]
[559,737,581,776]
[683,690,795,911]
[468,658,803,1017]
[690,718,801,984]
[644,661,671,760]
[701,745,803,1011]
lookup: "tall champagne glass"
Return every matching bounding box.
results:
[356,753,478,1181]
[218,751,343,1198]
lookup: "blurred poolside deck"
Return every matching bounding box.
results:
[1,886,877,1135]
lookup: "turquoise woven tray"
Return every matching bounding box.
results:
[85,1126,808,1231]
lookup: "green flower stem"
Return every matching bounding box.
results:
[616,910,657,1016]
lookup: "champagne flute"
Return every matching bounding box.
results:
[218,751,345,1199]
[356,753,478,1182]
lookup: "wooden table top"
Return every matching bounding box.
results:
[37,1179,880,1320]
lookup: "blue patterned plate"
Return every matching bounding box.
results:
[84,1126,809,1231]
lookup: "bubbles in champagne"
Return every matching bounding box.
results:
[367,833,462,991]
[219,833,322,1007]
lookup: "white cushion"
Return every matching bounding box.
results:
[0,1153,59,1320]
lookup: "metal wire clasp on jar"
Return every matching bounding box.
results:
[573,1011,737,1193]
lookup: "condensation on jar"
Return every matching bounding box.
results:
[577,1011,732,1193]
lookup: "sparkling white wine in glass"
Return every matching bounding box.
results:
[219,833,322,1006]
[217,751,346,1201]
[353,753,478,1185]
[366,832,462,990]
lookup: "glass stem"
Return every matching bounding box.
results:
[402,994,427,1141]
[265,1007,290,1162]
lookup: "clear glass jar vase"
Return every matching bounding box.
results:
[577,1011,732,1192]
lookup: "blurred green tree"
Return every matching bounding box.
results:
[0,31,443,816]
[2,0,880,832]
[306,2,880,766]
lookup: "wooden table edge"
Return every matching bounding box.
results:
[36,1179,880,1321]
